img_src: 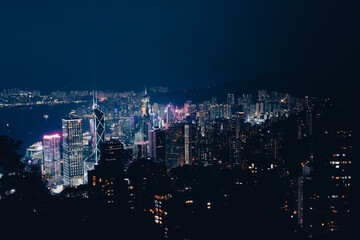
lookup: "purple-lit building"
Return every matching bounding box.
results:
[42,133,62,189]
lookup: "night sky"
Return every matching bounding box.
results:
[1,0,359,91]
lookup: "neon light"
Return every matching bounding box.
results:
[43,134,60,140]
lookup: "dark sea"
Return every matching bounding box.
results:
[0,103,89,155]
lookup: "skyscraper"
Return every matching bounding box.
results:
[94,108,105,164]
[141,87,150,120]
[91,91,105,165]
[88,141,127,206]
[149,128,165,163]
[164,123,185,169]
[135,88,150,143]
[230,113,243,165]
[134,141,149,159]
[62,118,84,187]
[99,140,124,164]
[184,101,192,116]
[184,123,192,165]
[42,133,62,189]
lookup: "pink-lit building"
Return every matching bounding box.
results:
[42,133,62,189]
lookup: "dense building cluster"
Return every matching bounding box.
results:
[0,88,354,239]
[0,89,89,107]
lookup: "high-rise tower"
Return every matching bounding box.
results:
[164,123,185,169]
[62,118,84,187]
[141,86,150,119]
[136,87,150,142]
[149,128,165,162]
[93,92,105,165]
[42,133,62,188]
[88,141,127,206]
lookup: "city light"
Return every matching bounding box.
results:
[0,1,356,237]
[43,133,60,140]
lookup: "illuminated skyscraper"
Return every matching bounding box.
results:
[90,91,105,165]
[94,108,105,164]
[230,113,243,165]
[83,132,94,184]
[42,134,62,188]
[321,129,352,233]
[136,88,150,142]
[295,117,353,237]
[184,123,192,165]
[62,118,84,187]
[212,119,231,165]
[184,101,192,116]
[153,194,172,238]
[141,87,150,119]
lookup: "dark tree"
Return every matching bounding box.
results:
[0,135,23,175]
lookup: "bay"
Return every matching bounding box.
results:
[0,103,90,155]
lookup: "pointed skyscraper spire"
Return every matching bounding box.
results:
[92,90,96,109]
[92,90,98,109]
[95,90,98,108]
[145,85,147,96]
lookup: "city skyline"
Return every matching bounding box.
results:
[0,86,355,239]
[0,1,358,240]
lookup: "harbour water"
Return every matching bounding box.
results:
[0,103,90,155]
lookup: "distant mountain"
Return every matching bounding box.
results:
[151,72,358,105]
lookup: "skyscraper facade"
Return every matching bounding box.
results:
[164,123,185,169]
[134,141,149,159]
[184,123,192,165]
[149,128,165,163]
[212,119,231,165]
[62,118,84,187]
[94,108,105,164]
[42,133,62,189]
[141,90,150,138]
[88,141,127,206]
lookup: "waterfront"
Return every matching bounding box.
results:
[0,103,90,155]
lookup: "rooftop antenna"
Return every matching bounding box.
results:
[92,90,98,109]
[92,90,95,109]
[145,85,147,96]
